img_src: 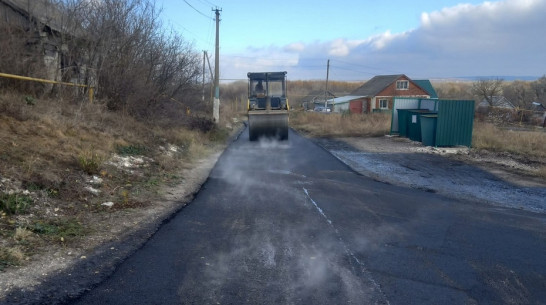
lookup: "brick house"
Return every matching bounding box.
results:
[331,75,434,113]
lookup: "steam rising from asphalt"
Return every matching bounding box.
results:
[194,133,390,304]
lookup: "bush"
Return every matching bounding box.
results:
[189,116,216,133]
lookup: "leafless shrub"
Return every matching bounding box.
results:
[58,0,202,121]
[1,0,203,125]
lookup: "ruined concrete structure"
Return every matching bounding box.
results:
[0,0,91,86]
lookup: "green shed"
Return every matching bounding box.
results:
[391,98,475,147]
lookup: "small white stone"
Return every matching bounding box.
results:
[85,186,101,195]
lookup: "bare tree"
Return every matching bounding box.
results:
[503,80,533,108]
[531,75,546,104]
[57,0,203,117]
[471,78,504,106]
[434,82,474,100]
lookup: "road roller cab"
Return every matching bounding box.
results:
[247,71,289,141]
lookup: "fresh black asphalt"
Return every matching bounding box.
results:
[67,128,546,304]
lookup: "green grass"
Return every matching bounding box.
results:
[0,193,33,215]
[116,144,148,156]
[28,219,86,240]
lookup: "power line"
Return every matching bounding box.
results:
[183,0,213,20]
[195,0,217,7]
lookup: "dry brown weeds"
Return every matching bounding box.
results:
[289,110,392,138]
[473,122,546,178]
[0,91,232,270]
[473,122,546,159]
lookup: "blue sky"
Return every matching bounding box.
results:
[158,0,546,81]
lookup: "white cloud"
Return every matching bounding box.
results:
[325,39,364,56]
[222,0,546,80]
[221,47,300,80]
[284,42,305,53]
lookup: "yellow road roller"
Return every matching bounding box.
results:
[247,71,289,141]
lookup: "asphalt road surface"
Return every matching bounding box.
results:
[70,128,546,305]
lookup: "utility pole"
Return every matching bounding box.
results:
[212,7,221,123]
[324,59,330,109]
[202,50,206,102]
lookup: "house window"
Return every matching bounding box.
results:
[396,80,409,90]
[379,99,388,109]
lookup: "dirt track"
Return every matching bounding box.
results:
[315,136,546,213]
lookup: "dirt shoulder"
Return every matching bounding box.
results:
[0,134,237,304]
[314,136,546,213]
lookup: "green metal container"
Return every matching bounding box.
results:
[391,99,475,147]
[435,100,475,147]
[397,109,420,137]
[420,115,438,146]
[408,110,435,141]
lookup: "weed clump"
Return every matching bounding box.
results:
[77,151,103,175]
[28,219,86,241]
[0,193,33,215]
[0,247,25,271]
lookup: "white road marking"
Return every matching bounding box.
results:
[303,187,391,305]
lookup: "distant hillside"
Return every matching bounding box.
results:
[438,76,542,82]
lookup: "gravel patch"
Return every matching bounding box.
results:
[314,136,546,214]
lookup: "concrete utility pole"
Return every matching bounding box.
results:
[213,7,221,123]
[324,59,330,109]
[202,50,206,102]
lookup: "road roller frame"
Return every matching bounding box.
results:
[247,71,289,141]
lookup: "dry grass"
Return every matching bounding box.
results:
[290,110,392,138]
[0,247,25,270]
[0,91,234,271]
[14,227,34,242]
[538,166,546,179]
[0,92,221,182]
[472,122,546,159]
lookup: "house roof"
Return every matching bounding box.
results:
[413,80,438,99]
[478,96,515,108]
[531,102,545,111]
[306,90,337,101]
[349,74,405,97]
[326,95,365,105]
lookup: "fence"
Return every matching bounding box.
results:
[0,72,94,103]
